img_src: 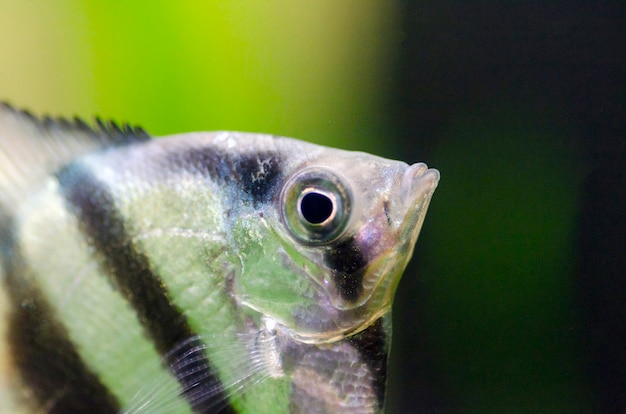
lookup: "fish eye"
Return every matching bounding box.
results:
[281,167,352,245]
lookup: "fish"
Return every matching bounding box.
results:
[0,102,439,414]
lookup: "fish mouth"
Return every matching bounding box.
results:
[388,162,439,272]
[395,163,440,243]
[356,163,439,312]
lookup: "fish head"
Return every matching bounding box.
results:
[233,141,439,343]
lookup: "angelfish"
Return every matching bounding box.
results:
[0,103,439,414]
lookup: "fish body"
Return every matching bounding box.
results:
[0,103,439,414]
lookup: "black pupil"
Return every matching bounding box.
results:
[300,192,334,224]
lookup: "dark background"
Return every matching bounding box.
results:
[389,2,626,412]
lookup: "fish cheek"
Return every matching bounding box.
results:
[231,221,320,327]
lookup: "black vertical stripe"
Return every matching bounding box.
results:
[346,317,389,409]
[325,237,367,302]
[56,163,236,414]
[2,219,121,414]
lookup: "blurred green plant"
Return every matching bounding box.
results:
[0,0,400,153]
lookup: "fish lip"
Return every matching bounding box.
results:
[400,163,440,205]
[393,162,439,239]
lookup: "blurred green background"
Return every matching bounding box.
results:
[2,1,625,413]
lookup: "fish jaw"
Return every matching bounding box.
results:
[393,163,441,253]
[358,163,440,314]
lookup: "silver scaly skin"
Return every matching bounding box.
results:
[0,103,439,414]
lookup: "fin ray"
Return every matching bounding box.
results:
[0,102,149,211]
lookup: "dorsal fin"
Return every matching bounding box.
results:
[0,102,150,212]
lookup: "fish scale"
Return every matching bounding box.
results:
[0,103,438,413]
